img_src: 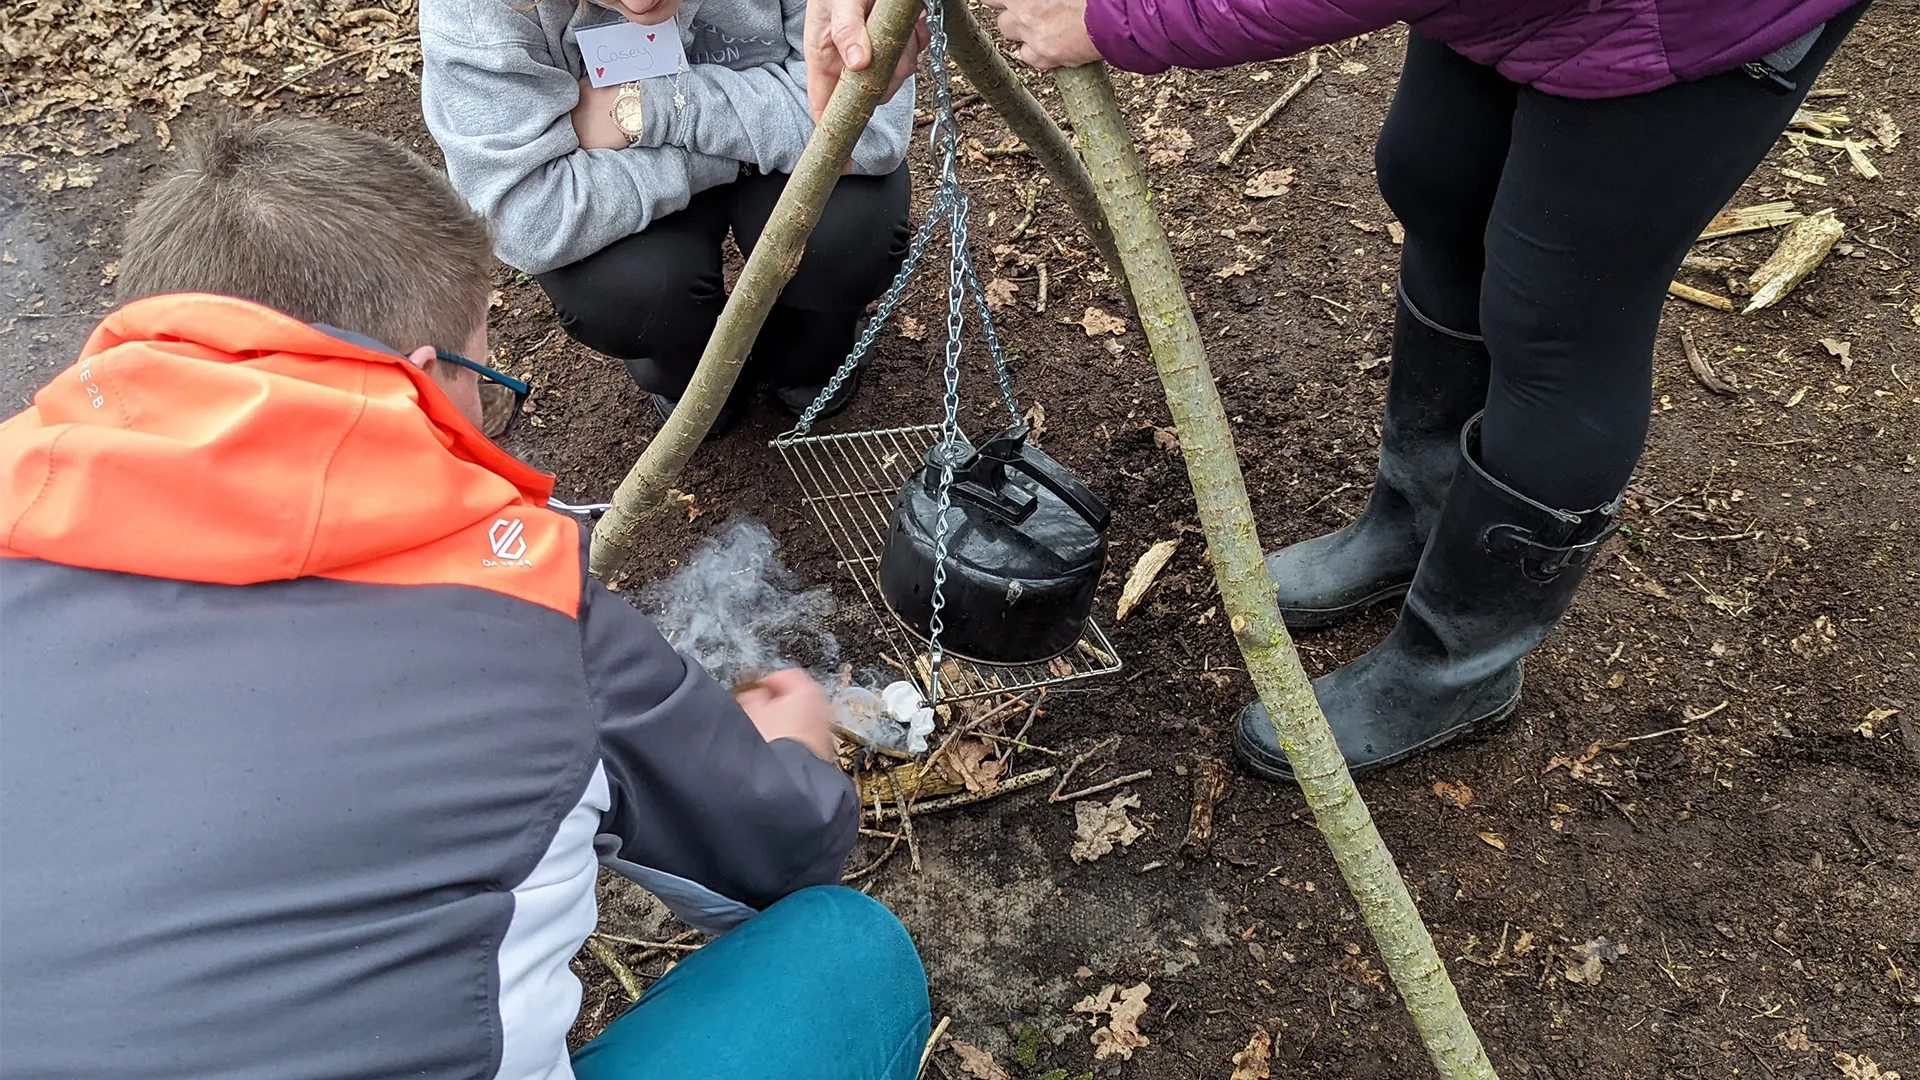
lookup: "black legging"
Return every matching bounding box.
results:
[538,166,912,399]
[1375,10,1864,509]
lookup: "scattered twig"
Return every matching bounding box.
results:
[993,698,1046,766]
[589,932,701,953]
[1698,200,1803,240]
[864,766,1057,823]
[916,1015,953,1080]
[1010,182,1040,240]
[583,936,645,1003]
[262,36,417,98]
[1035,260,1049,313]
[1679,327,1736,394]
[1055,768,1155,803]
[897,789,923,873]
[1050,735,1121,802]
[922,695,1033,777]
[1667,281,1734,312]
[1181,758,1232,856]
[978,730,1060,755]
[1684,700,1731,723]
[914,93,980,125]
[835,723,916,760]
[1218,51,1321,166]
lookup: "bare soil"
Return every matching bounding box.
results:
[4,8,1916,1079]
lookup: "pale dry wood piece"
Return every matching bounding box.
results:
[1180,758,1232,855]
[1116,538,1180,621]
[1679,327,1736,395]
[1788,107,1849,136]
[1698,200,1802,240]
[862,766,1057,823]
[1055,769,1154,804]
[916,1016,953,1080]
[1787,132,1881,179]
[1667,281,1734,312]
[1745,208,1844,313]
[1680,253,1738,273]
[1218,51,1322,166]
[582,936,644,1003]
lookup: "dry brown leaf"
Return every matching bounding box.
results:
[1386,221,1406,245]
[1214,262,1254,279]
[1072,982,1151,1060]
[1153,427,1180,452]
[1477,831,1507,851]
[1511,930,1536,957]
[1781,1024,1814,1052]
[1865,109,1903,150]
[1146,125,1194,166]
[940,737,1007,794]
[1023,402,1047,442]
[983,277,1019,311]
[1116,539,1179,622]
[1071,793,1144,863]
[1833,1052,1900,1080]
[1070,306,1127,337]
[949,1040,1010,1080]
[898,315,927,342]
[1336,60,1368,74]
[1820,337,1853,371]
[1432,780,1474,809]
[1243,168,1295,199]
[1229,1028,1272,1080]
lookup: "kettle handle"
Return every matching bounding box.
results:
[1000,438,1112,533]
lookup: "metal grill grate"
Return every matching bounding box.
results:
[774,425,1121,705]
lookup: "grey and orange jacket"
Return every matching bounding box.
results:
[0,294,859,1080]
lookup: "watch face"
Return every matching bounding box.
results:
[614,93,644,135]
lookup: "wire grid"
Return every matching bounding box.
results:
[774,425,1121,704]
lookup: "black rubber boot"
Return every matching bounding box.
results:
[1236,417,1622,780]
[1267,282,1490,630]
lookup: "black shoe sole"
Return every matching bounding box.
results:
[1232,670,1524,782]
[1279,582,1411,632]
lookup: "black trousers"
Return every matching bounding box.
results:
[538,166,912,399]
[1376,10,1863,509]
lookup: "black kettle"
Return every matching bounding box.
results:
[878,425,1110,665]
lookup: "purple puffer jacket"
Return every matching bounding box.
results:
[1084,0,1857,98]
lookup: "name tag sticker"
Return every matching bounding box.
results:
[578,20,686,87]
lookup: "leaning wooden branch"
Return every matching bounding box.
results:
[1218,49,1320,166]
[1052,62,1499,1080]
[586,0,922,578]
[938,0,1127,292]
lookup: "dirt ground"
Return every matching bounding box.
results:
[4,4,1917,1078]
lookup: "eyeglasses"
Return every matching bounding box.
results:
[434,349,531,439]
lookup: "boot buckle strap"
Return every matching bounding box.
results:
[1484,522,1619,579]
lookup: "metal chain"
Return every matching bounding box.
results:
[778,0,1025,703]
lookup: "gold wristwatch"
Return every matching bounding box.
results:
[611,83,645,146]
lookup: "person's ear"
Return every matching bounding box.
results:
[405,345,438,371]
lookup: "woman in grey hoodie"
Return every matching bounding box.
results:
[422,0,916,427]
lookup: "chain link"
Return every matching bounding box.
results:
[778,0,1026,702]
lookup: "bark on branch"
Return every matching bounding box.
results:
[586,0,924,578]
[1051,63,1500,1080]
[938,0,1125,290]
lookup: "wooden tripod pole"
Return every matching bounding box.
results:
[1050,64,1500,1080]
[587,0,924,577]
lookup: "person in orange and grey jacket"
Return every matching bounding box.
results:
[0,117,929,1080]
[810,0,1869,780]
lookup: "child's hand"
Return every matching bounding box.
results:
[571,78,631,150]
[735,669,837,761]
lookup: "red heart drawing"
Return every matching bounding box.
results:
[594,66,605,77]
[646,32,656,41]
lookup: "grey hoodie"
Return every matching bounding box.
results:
[421,0,916,274]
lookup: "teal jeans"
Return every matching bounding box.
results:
[573,887,931,1080]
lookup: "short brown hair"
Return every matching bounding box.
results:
[118,116,493,353]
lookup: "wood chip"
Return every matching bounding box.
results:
[1745,209,1844,313]
[1667,281,1734,312]
[1180,759,1231,855]
[1698,200,1802,240]
[1478,832,1508,851]
[1116,539,1179,622]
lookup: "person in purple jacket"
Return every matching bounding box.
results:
[812,1,1868,780]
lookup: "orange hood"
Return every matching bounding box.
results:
[0,294,559,585]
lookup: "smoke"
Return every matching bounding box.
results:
[638,520,840,689]
[638,519,932,753]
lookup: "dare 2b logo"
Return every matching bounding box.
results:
[483,517,535,568]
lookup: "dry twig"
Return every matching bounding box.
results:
[864,767,1057,823]
[1219,51,1321,166]
[916,1016,953,1080]
[1050,735,1121,802]
[1679,327,1736,394]
[583,936,645,1003]
[1667,281,1734,312]
[1055,768,1154,803]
